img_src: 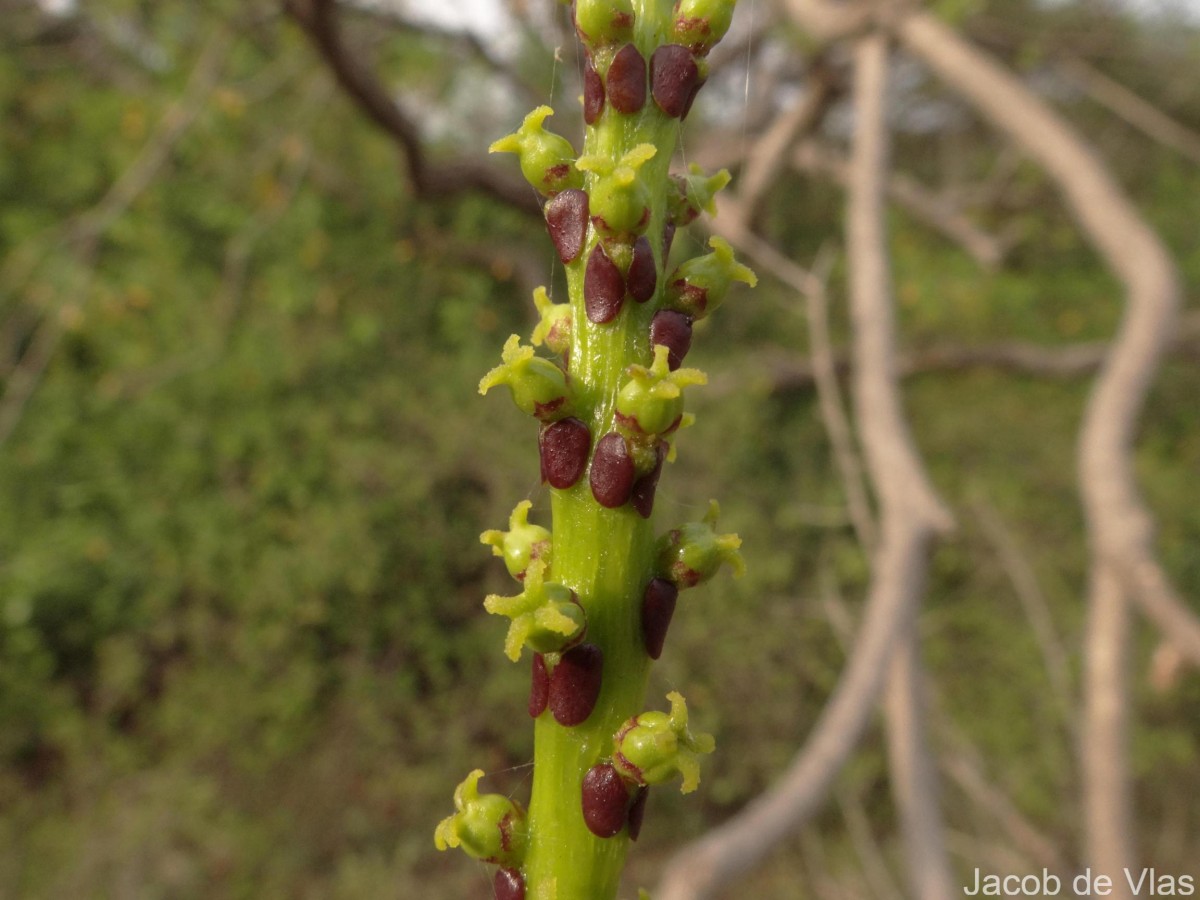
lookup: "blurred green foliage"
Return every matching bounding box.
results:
[0,1,1197,898]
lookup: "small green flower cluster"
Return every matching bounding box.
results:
[436,3,751,897]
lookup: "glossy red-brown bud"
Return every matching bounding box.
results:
[583,57,605,125]
[581,763,631,838]
[627,235,657,303]
[607,43,647,114]
[549,643,604,726]
[545,189,590,265]
[494,868,526,900]
[529,653,550,718]
[540,418,591,489]
[651,45,702,119]
[649,309,694,371]
[641,576,679,659]
[631,443,667,519]
[589,432,635,508]
[585,243,626,324]
[627,786,649,841]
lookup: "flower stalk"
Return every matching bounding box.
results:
[437,2,751,896]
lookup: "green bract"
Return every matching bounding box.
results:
[575,0,636,46]
[489,106,581,197]
[658,500,746,587]
[613,691,715,793]
[434,770,527,865]
[483,560,586,662]
[666,235,757,318]
[530,286,572,357]
[576,144,657,237]
[669,163,731,226]
[673,0,738,54]
[480,500,552,581]
[617,344,707,436]
[479,334,572,421]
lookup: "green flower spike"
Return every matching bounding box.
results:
[531,286,572,357]
[575,0,635,47]
[616,344,707,437]
[434,769,528,865]
[480,499,551,581]
[612,691,716,793]
[669,164,731,227]
[484,559,586,662]
[666,236,757,319]
[576,144,658,237]
[489,106,582,197]
[673,0,738,55]
[658,500,745,588]
[480,334,572,422]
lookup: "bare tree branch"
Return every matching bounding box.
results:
[1059,56,1200,167]
[658,31,956,899]
[707,308,1200,396]
[850,34,954,900]
[894,9,1193,888]
[282,0,539,214]
[972,494,1079,747]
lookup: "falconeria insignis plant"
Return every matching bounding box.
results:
[436,2,752,897]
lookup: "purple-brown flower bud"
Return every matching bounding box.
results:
[627,235,657,303]
[589,431,635,508]
[581,762,631,838]
[651,45,703,119]
[607,44,647,114]
[584,243,626,324]
[649,309,694,371]
[545,189,590,265]
[540,418,592,489]
[549,642,604,726]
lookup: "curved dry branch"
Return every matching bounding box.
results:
[657,32,954,900]
[283,0,539,214]
[896,10,1191,887]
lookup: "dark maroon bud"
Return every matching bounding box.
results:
[549,643,604,726]
[589,432,635,508]
[585,243,626,324]
[681,76,707,120]
[584,57,605,125]
[545,189,590,265]
[627,786,649,841]
[641,576,679,659]
[627,235,657,303]
[607,44,647,114]
[540,417,591,489]
[631,444,666,519]
[494,868,526,900]
[529,653,550,718]
[649,309,693,370]
[663,220,677,259]
[581,763,631,838]
[651,45,700,119]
